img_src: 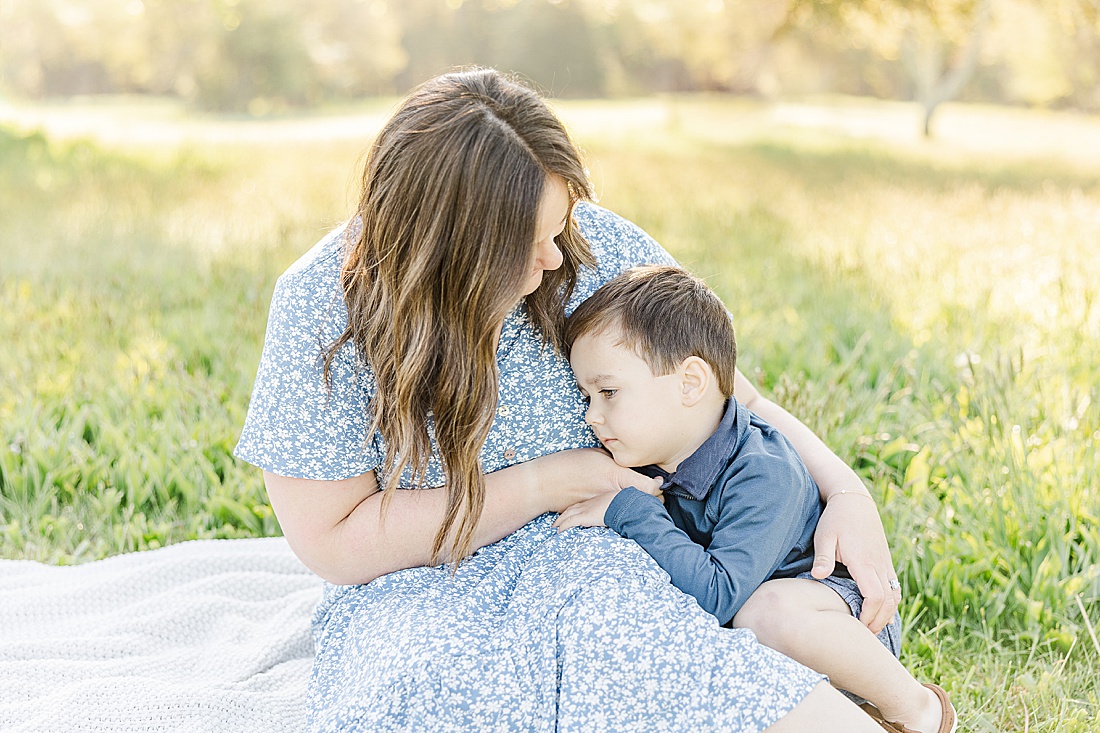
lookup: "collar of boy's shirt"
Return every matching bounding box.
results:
[635,398,745,502]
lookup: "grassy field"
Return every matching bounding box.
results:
[1,96,1098,731]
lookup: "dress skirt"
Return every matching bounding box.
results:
[307,515,824,732]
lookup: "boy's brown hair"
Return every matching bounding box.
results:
[565,266,738,397]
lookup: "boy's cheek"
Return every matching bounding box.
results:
[604,443,629,466]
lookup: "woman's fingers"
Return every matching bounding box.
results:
[847,562,887,631]
[872,566,903,632]
[541,449,664,513]
[810,524,839,580]
[845,561,900,633]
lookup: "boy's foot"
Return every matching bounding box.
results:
[922,684,957,733]
[859,684,957,733]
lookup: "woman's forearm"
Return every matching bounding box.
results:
[268,447,661,586]
[266,462,545,586]
[333,466,546,584]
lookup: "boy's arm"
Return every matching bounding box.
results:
[603,467,808,626]
[733,368,900,633]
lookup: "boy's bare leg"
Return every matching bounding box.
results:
[762,681,883,732]
[734,578,943,733]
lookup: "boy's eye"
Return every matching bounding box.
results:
[599,389,617,399]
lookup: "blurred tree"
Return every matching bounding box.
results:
[493,0,605,97]
[193,0,317,112]
[0,0,1094,113]
[573,0,691,94]
[0,0,407,109]
[390,0,605,97]
[987,0,1073,108]
[130,0,220,98]
[1040,0,1100,109]
[574,0,791,94]
[299,1,407,98]
[0,0,118,96]
[786,0,995,136]
[901,0,993,136]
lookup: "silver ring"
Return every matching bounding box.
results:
[888,579,902,592]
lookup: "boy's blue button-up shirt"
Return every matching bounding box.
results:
[604,398,829,627]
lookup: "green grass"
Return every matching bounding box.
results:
[1,97,1098,731]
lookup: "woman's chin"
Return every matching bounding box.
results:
[520,272,544,296]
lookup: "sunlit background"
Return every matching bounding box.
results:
[1,3,1099,731]
[3,0,1099,115]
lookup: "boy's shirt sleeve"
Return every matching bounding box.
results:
[604,458,810,627]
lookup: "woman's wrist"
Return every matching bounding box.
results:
[826,488,876,504]
[528,451,579,513]
[489,459,550,517]
[810,458,875,505]
[521,459,554,515]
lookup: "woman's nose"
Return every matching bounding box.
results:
[536,237,563,271]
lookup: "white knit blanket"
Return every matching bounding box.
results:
[0,537,324,732]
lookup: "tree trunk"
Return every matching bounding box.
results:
[902,0,992,138]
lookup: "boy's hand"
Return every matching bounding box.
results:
[552,482,664,532]
[553,491,619,531]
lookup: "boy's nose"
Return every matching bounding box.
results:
[584,403,601,425]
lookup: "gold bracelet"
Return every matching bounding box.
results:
[829,489,876,503]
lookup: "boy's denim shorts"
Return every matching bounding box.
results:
[796,571,902,659]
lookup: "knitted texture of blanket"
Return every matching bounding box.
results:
[0,537,322,732]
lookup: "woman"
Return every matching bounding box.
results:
[236,68,900,731]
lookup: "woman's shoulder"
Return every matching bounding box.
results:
[233,219,380,481]
[277,220,355,294]
[568,203,677,315]
[573,202,666,257]
[267,220,360,341]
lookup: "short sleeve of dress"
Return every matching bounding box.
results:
[233,222,383,481]
[236,205,677,483]
[567,203,678,316]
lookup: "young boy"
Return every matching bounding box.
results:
[554,266,956,733]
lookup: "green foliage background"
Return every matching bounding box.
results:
[0,99,1098,730]
[3,0,1099,111]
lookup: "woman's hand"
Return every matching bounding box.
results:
[530,448,663,513]
[811,491,900,634]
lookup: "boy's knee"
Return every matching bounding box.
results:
[732,582,804,645]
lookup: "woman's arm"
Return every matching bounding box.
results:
[733,369,901,633]
[264,448,661,585]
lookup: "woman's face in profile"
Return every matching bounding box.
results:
[519,175,570,297]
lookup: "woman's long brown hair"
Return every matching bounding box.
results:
[324,69,595,565]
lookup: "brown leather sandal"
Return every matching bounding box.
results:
[857,684,957,733]
[923,684,958,733]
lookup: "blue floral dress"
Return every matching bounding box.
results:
[235,204,825,732]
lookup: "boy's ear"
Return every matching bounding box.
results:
[678,356,712,407]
